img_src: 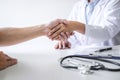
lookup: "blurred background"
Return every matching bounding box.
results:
[0,0,79,53]
[0,0,78,26]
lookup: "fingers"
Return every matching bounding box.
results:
[70,32,74,35]
[58,33,66,41]
[7,58,17,67]
[66,41,71,48]
[48,24,65,40]
[54,41,64,49]
[54,41,62,49]
[53,32,71,41]
[54,43,59,49]
[61,32,68,40]
[47,19,60,30]
[0,52,17,71]
[54,40,71,49]
[48,23,71,40]
[53,36,60,40]
[47,19,67,30]
[65,32,71,38]
[48,24,64,36]
[47,19,74,41]
[58,32,68,41]
[59,41,63,49]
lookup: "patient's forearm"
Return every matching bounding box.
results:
[0,25,46,46]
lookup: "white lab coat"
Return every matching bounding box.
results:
[68,0,120,47]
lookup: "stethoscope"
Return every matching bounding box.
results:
[60,54,120,74]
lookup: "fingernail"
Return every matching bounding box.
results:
[48,33,51,36]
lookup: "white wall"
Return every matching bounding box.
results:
[0,0,79,27]
[0,0,79,53]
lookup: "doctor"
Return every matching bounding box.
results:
[49,0,120,49]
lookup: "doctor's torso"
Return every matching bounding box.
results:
[69,0,120,46]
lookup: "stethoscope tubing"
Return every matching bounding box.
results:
[60,55,120,72]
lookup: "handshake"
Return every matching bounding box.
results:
[0,19,85,70]
[43,19,85,49]
[0,19,85,71]
[45,19,75,41]
[44,19,75,49]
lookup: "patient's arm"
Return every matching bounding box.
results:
[0,24,47,46]
[0,19,70,46]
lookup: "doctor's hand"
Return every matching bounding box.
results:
[46,19,72,41]
[54,40,71,49]
[48,20,85,40]
[0,51,17,71]
[48,20,75,40]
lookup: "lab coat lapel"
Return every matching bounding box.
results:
[89,0,106,24]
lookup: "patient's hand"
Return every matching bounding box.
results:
[47,19,73,41]
[0,51,17,71]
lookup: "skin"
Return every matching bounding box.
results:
[0,51,17,71]
[48,20,85,39]
[0,19,65,70]
[49,0,91,49]
[0,19,84,70]
[54,40,71,49]
[0,25,48,70]
[0,0,91,69]
[48,20,85,49]
[0,25,46,46]
[47,19,71,41]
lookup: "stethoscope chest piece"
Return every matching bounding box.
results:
[78,64,94,75]
[60,55,120,75]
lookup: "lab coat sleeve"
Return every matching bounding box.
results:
[68,2,82,47]
[85,0,120,43]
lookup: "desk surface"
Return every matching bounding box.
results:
[0,37,120,80]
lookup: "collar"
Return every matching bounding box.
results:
[85,0,100,6]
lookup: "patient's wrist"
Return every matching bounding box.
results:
[37,24,48,36]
